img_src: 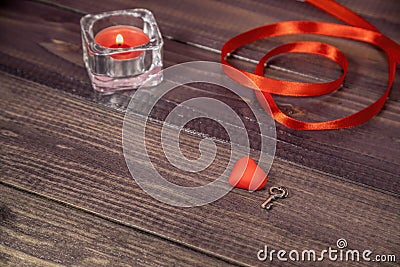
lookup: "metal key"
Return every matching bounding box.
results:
[261,186,289,210]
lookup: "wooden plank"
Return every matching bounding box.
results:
[0,0,399,195]
[1,72,399,266]
[0,184,233,267]
[0,2,400,197]
[40,0,400,101]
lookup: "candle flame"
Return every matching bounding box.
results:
[116,34,124,45]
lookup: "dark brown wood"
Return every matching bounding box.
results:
[0,183,234,266]
[0,0,399,265]
[1,72,399,266]
[0,0,398,195]
[39,0,400,101]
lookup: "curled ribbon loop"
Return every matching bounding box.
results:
[221,0,399,130]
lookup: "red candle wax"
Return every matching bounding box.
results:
[94,25,150,60]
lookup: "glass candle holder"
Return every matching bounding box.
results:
[80,9,163,93]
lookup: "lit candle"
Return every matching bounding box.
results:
[81,9,163,92]
[94,25,150,60]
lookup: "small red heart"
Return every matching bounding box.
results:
[228,157,267,191]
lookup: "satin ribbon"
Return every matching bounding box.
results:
[221,0,399,130]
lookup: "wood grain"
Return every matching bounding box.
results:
[1,72,399,266]
[0,0,399,195]
[0,184,233,267]
[42,0,400,101]
[0,1,399,265]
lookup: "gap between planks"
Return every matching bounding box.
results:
[32,0,347,85]
[0,181,249,267]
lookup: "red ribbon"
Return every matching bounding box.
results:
[221,0,400,130]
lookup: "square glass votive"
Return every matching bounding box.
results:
[80,9,163,93]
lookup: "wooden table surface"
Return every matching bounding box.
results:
[1,0,399,266]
